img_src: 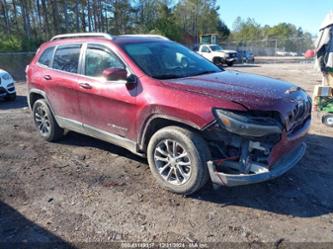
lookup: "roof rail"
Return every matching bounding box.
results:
[117,34,169,40]
[50,33,113,41]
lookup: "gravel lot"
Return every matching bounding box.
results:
[0,63,333,247]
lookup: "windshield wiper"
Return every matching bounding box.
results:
[154,74,185,80]
[155,70,221,79]
[189,70,220,77]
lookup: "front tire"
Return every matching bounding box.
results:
[147,126,210,195]
[32,99,64,142]
[213,57,222,65]
[226,61,234,67]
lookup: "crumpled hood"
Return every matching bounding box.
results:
[162,71,298,110]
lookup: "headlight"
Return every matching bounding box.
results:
[214,109,282,137]
[2,73,11,81]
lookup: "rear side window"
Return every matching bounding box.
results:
[38,47,54,67]
[52,45,81,73]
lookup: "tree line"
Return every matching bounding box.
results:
[0,1,313,53]
[230,17,314,54]
[0,0,230,51]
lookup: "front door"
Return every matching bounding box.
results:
[76,44,137,140]
[199,45,213,60]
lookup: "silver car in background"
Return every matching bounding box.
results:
[0,69,16,101]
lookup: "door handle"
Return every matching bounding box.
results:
[79,82,92,89]
[43,75,52,80]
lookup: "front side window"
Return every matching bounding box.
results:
[38,47,54,67]
[201,46,210,53]
[85,46,124,77]
[121,41,221,80]
[52,45,81,73]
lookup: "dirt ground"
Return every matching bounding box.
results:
[1,63,333,247]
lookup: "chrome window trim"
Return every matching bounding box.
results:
[37,46,56,68]
[50,43,83,74]
[78,42,135,84]
[80,42,134,81]
[35,42,135,83]
[35,44,84,77]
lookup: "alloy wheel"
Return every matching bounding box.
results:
[34,105,51,136]
[153,139,192,185]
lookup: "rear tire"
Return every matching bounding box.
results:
[4,92,16,101]
[226,61,234,67]
[32,99,64,142]
[323,114,333,127]
[147,126,210,195]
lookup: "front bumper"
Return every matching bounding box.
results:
[207,142,306,187]
[225,58,237,62]
[0,82,16,97]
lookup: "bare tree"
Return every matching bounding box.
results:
[63,0,69,32]
[87,0,92,31]
[12,0,20,33]
[41,0,50,37]
[1,0,10,34]
[20,0,32,38]
[50,0,59,34]
[75,0,80,32]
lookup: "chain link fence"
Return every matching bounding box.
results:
[221,38,314,56]
[0,52,35,80]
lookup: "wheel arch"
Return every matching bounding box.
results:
[212,56,222,63]
[138,115,204,153]
[28,89,47,110]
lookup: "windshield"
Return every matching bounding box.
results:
[121,41,222,80]
[209,45,223,51]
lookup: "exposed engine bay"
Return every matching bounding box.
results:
[203,105,311,186]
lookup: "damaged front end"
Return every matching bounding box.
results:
[204,108,310,187]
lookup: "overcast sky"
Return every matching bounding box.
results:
[218,0,333,35]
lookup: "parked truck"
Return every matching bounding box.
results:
[197,44,238,67]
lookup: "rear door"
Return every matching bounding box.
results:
[76,43,138,139]
[44,44,83,124]
[199,45,213,60]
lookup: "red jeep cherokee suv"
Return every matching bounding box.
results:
[26,33,311,195]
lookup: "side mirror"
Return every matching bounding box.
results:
[103,68,128,81]
[126,74,137,85]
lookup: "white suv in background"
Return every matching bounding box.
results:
[0,69,16,101]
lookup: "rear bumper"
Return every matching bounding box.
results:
[207,142,306,187]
